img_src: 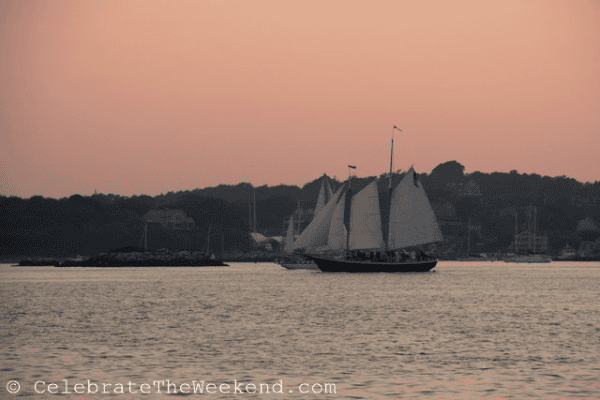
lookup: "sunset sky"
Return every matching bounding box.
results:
[1,0,599,199]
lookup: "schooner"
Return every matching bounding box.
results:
[293,126,444,272]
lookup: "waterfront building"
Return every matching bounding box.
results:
[143,209,195,230]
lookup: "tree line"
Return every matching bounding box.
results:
[1,161,599,258]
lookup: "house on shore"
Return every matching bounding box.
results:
[576,217,600,257]
[143,209,195,230]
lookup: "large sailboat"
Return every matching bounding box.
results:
[278,175,333,270]
[294,127,444,273]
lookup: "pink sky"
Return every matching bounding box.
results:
[1,0,599,198]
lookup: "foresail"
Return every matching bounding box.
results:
[348,180,384,250]
[325,176,334,204]
[387,169,443,249]
[314,178,327,219]
[326,189,347,250]
[293,185,345,250]
[284,215,295,252]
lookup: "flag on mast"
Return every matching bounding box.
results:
[348,165,356,169]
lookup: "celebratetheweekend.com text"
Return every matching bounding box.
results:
[5,379,337,395]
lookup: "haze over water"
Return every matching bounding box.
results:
[1,262,599,399]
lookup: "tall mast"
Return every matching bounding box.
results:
[467,217,471,255]
[345,166,356,253]
[253,188,256,234]
[346,175,352,253]
[389,127,396,190]
[298,200,302,234]
[533,207,537,253]
[206,225,211,253]
[144,221,148,252]
[386,126,402,252]
[323,175,328,247]
[514,210,518,252]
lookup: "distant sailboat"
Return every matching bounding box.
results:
[278,174,333,270]
[457,217,485,261]
[503,207,551,263]
[296,127,444,272]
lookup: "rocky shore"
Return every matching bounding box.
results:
[19,250,228,267]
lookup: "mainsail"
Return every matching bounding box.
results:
[293,185,345,250]
[348,180,384,250]
[387,168,443,249]
[327,190,348,250]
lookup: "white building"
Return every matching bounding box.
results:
[143,209,195,230]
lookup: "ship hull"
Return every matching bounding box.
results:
[279,262,318,270]
[278,254,319,270]
[306,255,437,273]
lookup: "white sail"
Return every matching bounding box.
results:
[284,215,295,252]
[314,175,335,219]
[387,168,443,249]
[293,185,345,250]
[348,180,384,250]
[325,176,334,205]
[326,190,347,250]
[314,178,327,218]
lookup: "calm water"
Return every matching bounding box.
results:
[1,261,599,399]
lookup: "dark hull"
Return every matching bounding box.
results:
[306,255,437,273]
[278,254,318,270]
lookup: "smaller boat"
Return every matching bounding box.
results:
[277,175,333,270]
[278,254,319,270]
[278,213,318,270]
